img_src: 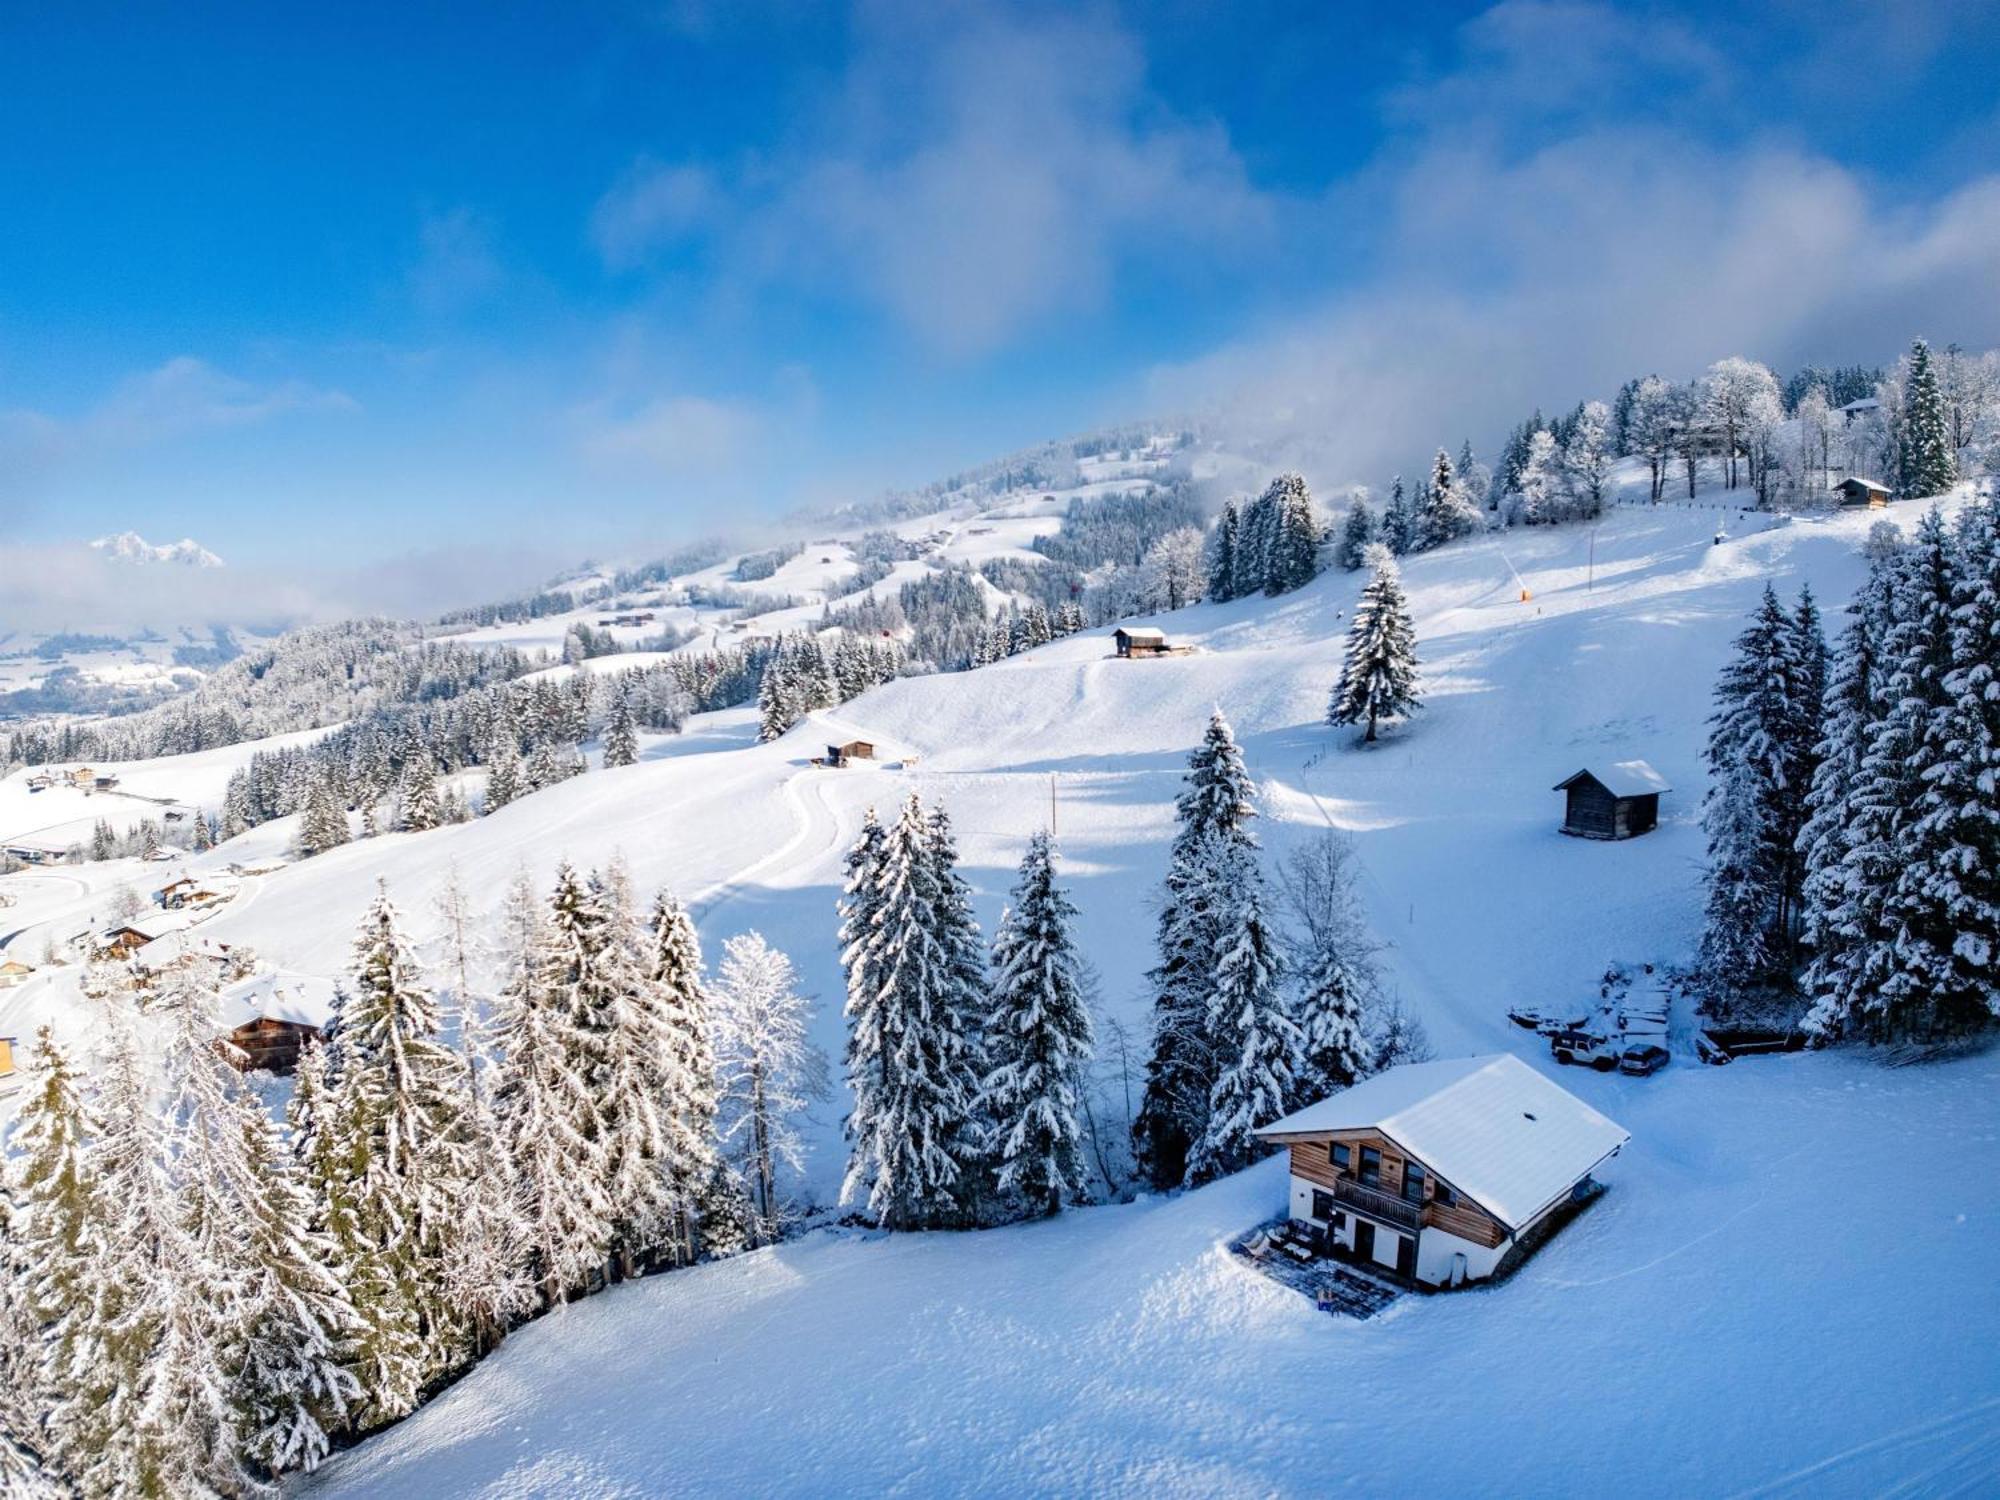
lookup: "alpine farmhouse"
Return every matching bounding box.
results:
[1255,1054,1629,1288]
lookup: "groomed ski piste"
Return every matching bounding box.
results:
[3,478,1996,1496]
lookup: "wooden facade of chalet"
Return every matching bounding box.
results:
[1554,762,1668,841]
[223,1018,321,1076]
[0,1036,16,1081]
[96,925,154,958]
[0,959,34,988]
[1278,1129,1504,1278]
[1256,1054,1630,1289]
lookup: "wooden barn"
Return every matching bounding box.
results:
[1554,761,1669,840]
[0,959,35,989]
[1832,476,1891,508]
[829,739,875,765]
[218,973,335,1075]
[1114,626,1170,658]
[1255,1054,1629,1288]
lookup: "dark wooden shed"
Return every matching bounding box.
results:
[1554,761,1669,840]
[1832,477,1891,508]
[1114,627,1169,658]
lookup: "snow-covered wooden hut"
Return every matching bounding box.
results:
[0,959,35,988]
[1255,1054,1629,1287]
[1114,626,1169,658]
[217,972,336,1074]
[1832,476,1891,508]
[1553,761,1669,840]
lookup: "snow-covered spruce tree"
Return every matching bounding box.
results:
[1185,834,1300,1185]
[482,726,523,813]
[712,932,827,1245]
[839,794,989,1230]
[297,770,349,857]
[1517,428,1564,523]
[432,965,531,1357]
[1801,510,1969,1042]
[1336,500,1374,571]
[494,866,611,1305]
[1259,473,1321,595]
[6,1030,97,1468]
[1273,829,1380,1104]
[1329,551,1421,744]
[1418,448,1481,549]
[1837,500,2000,1042]
[1295,940,1368,1099]
[1799,557,1901,1025]
[1697,584,1824,1009]
[1134,709,1258,1190]
[631,887,723,1271]
[325,883,471,1407]
[979,832,1094,1216]
[288,1035,411,1443]
[71,1023,244,1498]
[602,682,640,768]
[398,750,441,833]
[1900,337,1958,499]
[1206,500,1239,602]
[1563,401,1613,518]
[166,993,359,1484]
[1378,476,1415,557]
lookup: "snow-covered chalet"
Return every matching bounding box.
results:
[1255,1054,1629,1288]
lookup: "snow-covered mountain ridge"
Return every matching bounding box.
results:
[88,530,225,567]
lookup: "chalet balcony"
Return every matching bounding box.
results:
[1332,1176,1422,1233]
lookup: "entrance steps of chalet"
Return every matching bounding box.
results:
[1228,1218,1403,1319]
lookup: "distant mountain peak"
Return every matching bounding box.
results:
[89,531,225,568]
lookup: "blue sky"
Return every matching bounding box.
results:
[3,0,1998,615]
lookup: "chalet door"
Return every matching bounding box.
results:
[1395,1234,1416,1279]
[1352,1220,1375,1264]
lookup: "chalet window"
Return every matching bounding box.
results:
[1359,1146,1381,1186]
[1310,1190,1335,1222]
[1433,1181,1457,1207]
[1403,1160,1426,1204]
[1330,1142,1350,1172]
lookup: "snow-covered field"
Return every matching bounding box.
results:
[7,489,1995,1496]
[304,1048,1998,1498]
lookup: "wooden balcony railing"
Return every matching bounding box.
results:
[1333,1176,1422,1232]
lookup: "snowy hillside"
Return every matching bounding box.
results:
[4,485,1996,1495]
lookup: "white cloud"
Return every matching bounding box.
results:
[1146,6,2000,495]
[592,6,1274,356]
[408,206,507,315]
[591,160,722,270]
[571,393,763,479]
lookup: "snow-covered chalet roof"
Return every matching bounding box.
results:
[218,971,337,1030]
[1837,397,1881,413]
[1116,626,1166,641]
[1833,476,1890,494]
[1256,1053,1630,1231]
[134,931,232,969]
[1554,759,1670,798]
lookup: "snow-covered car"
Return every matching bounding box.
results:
[1617,1044,1670,1077]
[1547,1029,1618,1070]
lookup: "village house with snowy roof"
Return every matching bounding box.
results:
[1256,1054,1629,1288]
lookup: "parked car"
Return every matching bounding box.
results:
[1548,1029,1618,1070]
[1618,1044,1670,1077]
